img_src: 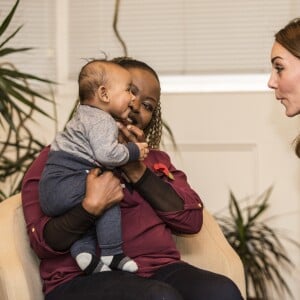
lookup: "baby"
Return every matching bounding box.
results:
[39,59,148,274]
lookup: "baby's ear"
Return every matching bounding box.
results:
[97,85,109,103]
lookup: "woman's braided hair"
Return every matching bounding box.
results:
[112,57,162,149]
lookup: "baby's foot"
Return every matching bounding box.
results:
[101,254,138,272]
[76,252,111,274]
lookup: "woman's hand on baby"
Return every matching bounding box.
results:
[117,122,148,182]
[117,122,145,143]
[82,168,124,216]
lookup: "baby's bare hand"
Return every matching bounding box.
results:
[137,142,149,160]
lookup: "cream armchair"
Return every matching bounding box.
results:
[0,193,246,300]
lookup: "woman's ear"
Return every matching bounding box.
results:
[97,85,110,103]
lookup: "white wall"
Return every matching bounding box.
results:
[161,90,300,299]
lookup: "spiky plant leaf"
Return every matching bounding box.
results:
[0,0,19,37]
[0,24,23,48]
[0,46,32,56]
[0,0,57,200]
[216,188,300,299]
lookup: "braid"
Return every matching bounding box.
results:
[144,101,162,149]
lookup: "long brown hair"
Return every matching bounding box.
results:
[275,18,300,158]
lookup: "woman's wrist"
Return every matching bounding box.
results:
[121,161,147,183]
[82,197,106,216]
[44,203,97,251]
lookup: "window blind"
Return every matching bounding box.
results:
[1,0,298,83]
[68,0,298,79]
[1,1,56,82]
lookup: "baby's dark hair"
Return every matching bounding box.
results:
[112,57,162,148]
[78,59,113,104]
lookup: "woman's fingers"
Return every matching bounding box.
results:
[88,167,102,176]
[127,125,145,142]
[83,169,124,216]
[117,122,145,143]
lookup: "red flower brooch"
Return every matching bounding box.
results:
[153,163,174,180]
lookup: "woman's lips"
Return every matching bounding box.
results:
[127,115,138,125]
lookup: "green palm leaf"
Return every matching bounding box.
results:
[216,188,300,299]
[0,0,57,200]
[0,68,55,84]
[0,0,19,37]
[0,47,32,57]
[0,24,23,49]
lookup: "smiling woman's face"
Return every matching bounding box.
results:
[268,41,300,117]
[126,67,160,130]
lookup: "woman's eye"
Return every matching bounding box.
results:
[130,86,138,96]
[274,65,283,73]
[143,102,154,112]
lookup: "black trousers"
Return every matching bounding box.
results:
[45,262,243,300]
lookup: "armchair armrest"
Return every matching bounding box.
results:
[174,208,246,299]
[0,194,43,300]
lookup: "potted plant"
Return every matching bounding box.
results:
[0,0,56,201]
[215,187,300,299]
[0,0,177,202]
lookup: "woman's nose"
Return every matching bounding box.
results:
[129,96,141,112]
[268,73,277,89]
[130,91,136,102]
